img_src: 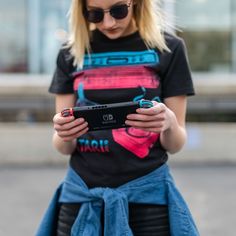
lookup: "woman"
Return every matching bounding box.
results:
[36,0,199,235]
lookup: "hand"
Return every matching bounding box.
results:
[125,101,175,133]
[53,113,88,142]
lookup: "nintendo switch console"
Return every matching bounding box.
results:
[61,100,153,131]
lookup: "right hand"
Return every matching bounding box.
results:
[53,113,89,142]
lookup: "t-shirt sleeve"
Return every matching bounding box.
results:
[49,48,75,94]
[160,37,195,98]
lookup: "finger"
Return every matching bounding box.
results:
[127,112,165,122]
[136,103,166,115]
[125,120,164,129]
[133,126,163,133]
[57,121,88,137]
[54,118,85,131]
[125,118,165,133]
[53,113,75,125]
[62,127,89,142]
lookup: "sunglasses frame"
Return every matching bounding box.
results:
[83,1,132,23]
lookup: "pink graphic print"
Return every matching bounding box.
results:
[112,128,159,158]
[73,66,159,90]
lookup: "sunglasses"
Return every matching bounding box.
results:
[84,1,132,23]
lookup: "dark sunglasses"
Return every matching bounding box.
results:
[84,1,132,23]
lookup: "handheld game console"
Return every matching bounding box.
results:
[61,100,153,131]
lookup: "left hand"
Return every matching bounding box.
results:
[125,101,175,133]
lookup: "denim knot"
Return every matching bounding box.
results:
[80,187,132,236]
[90,187,127,204]
[60,182,132,235]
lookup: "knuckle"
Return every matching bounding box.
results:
[152,101,158,106]
[160,114,165,120]
[160,103,166,110]
[53,117,58,124]
[54,124,61,131]
[53,124,57,130]
[57,131,64,138]
[160,121,165,127]
[53,113,60,122]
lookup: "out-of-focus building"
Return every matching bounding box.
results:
[0,0,69,74]
[0,0,236,121]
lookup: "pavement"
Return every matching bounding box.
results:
[0,122,235,166]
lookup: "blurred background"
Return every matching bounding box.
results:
[0,0,235,235]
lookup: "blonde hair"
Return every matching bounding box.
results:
[67,0,170,68]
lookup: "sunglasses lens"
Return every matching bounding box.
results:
[84,4,129,23]
[86,10,104,23]
[110,5,128,19]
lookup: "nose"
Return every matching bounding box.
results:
[102,12,116,29]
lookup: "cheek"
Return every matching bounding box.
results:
[94,22,106,32]
[95,24,102,31]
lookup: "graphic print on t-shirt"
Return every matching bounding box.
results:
[74,50,161,158]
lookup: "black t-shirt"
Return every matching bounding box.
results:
[49,30,194,188]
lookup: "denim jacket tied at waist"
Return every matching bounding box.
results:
[36,164,199,236]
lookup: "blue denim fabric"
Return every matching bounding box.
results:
[36,164,199,236]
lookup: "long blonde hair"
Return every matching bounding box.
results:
[67,0,169,68]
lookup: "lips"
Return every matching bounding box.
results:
[105,28,119,33]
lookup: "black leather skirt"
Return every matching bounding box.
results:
[56,203,170,236]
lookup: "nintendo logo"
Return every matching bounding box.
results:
[103,114,114,121]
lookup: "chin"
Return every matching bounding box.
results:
[105,34,121,40]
